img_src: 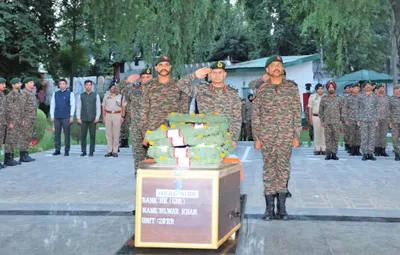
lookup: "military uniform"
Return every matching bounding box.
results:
[375,84,390,156]
[140,58,190,136]
[358,84,378,160]
[118,70,151,173]
[319,81,342,160]
[239,101,246,141]
[102,83,127,156]
[389,92,400,161]
[4,78,23,166]
[343,83,362,156]
[175,61,242,142]
[341,84,351,151]
[19,77,38,162]
[245,100,253,141]
[0,77,7,168]
[308,86,326,154]
[252,56,301,220]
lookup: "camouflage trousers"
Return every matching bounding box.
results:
[0,124,6,148]
[131,120,147,174]
[245,120,253,141]
[392,123,400,153]
[5,124,21,153]
[343,124,350,144]
[324,124,340,153]
[239,123,246,141]
[19,121,35,151]
[375,119,388,147]
[120,113,131,140]
[261,139,292,195]
[348,120,361,147]
[360,121,376,154]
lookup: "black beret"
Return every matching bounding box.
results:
[265,55,283,68]
[155,56,170,66]
[141,68,152,75]
[210,61,226,70]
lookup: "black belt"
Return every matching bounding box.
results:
[313,114,319,117]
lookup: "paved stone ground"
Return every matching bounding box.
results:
[1,142,400,254]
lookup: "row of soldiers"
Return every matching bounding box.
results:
[309,80,400,161]
[0,77,38,168]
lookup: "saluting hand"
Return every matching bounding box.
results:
[126,74,140,84]
[195,68,212,79]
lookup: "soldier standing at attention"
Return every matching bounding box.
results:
[245,94,254,141]
[102,82,127,157]
[76,80,101,157]
[319,81,343,160]
[118,69,153,174]
[0,77,7,169]
[389,86,400,161]
[4,78,23,167]
[308,83,326,155]
[251,55,301,221]
[141,56,190,145]
[174,61,242,146]
[19,77,38,163]
[240,99,246,141]
[374,83,390,157]
[344,83,362,156]
[342,84,352,152]
[357,81,379,161]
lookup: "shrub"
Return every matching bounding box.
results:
[33,109,47,143]
[70,119,81,144]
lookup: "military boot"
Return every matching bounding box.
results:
[4,153,18,167]
[395,153,400,161]
[369,153,377,161]
[356,146,362,156]
[325,151,331,160]
[374,147,380,156]
[26,152,35,161]
[276,193,289,220]
[331,153,339,160]
[362,154,368,161]
[262,195,275,221]
[345,144,349,152]
[0,162,6,169]
[19,151,33,163]
[12,153,22,165]
[381,148,389,157]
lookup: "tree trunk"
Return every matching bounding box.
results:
[70,13,77,92]
[391,1,399,91]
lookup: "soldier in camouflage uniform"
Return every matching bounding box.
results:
[19,77,38,162]
[390,86,400,161]
[4,78,23,167]
[140,56,190,145]
[245,94,254,141]
[357,81,379,161]
[174,61,242,145]
[118,68,153,174]
[341,84,352,151]
[343,83,362,156]
[252,55,301,221]
[240,99,246,141]
[319,81,343,160]
[374,83,390,157]
[0,78,7,169]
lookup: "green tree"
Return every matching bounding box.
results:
[0,0,58,77]
[284,0,391,75]
[86,0,228,74]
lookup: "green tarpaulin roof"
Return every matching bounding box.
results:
[226,54,320,72]
[334,70,393,84]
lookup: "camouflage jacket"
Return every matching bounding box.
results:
[357,93,378,122]
[0,93,6,125]
[175,73,242,142]
[21,88,38,123]
[389,96,400,124]
[117,80,143,120]
[6,90,23,126]
[319,95,343,124]
[140,78,190,136]
[377,94,390,120]
[343,94,359,121]
[251,79,302,142]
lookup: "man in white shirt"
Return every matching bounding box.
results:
[308,84,326,155]
[50,79,75,156]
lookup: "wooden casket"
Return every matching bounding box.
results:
[134,162,241,249]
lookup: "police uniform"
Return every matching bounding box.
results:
[102,82,127,156]
[308,84,326,154]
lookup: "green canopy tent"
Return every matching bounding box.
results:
[333,70,393,92]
